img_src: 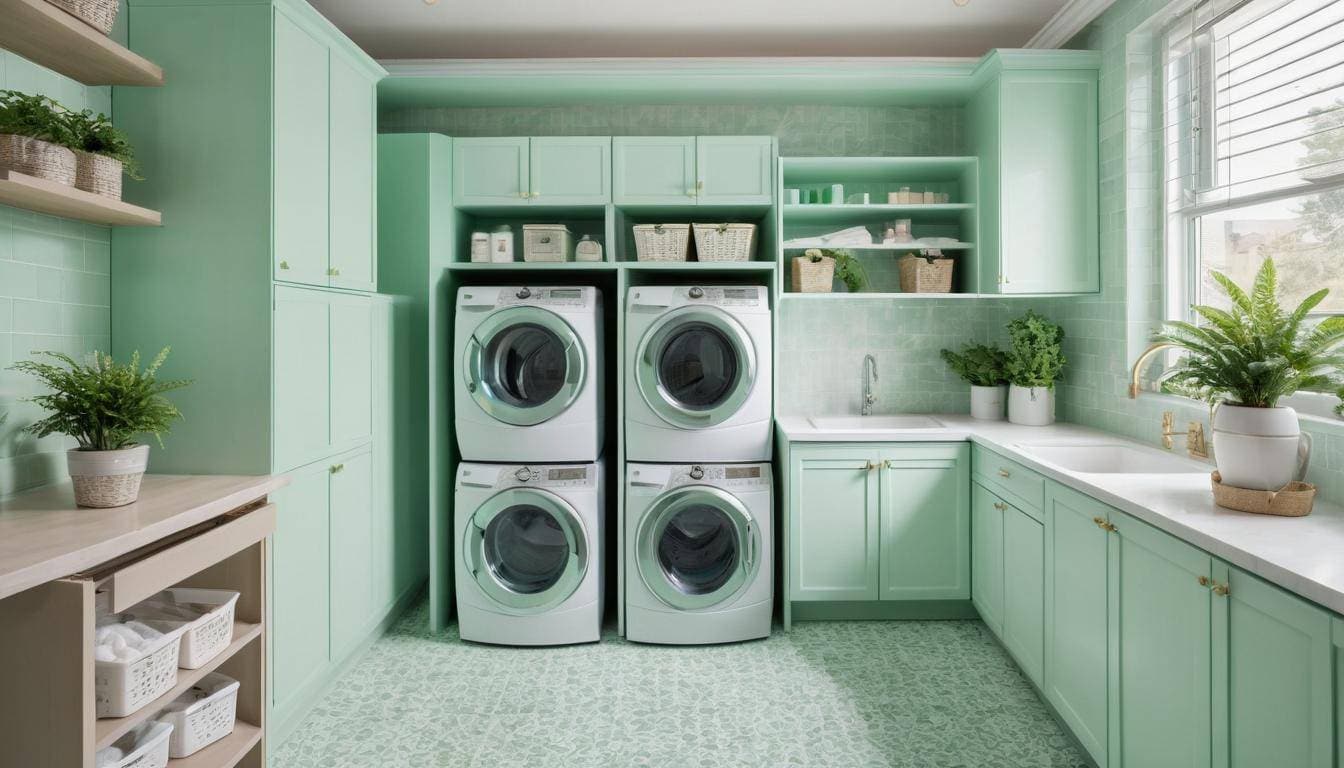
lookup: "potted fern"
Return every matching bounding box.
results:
[11,349,190,508]
[1152,259,1344,490]
[940,343,1008,420]
[0,90,78,186]
[792,248,868,293]
[66,108,142,199]
[1005,311,1066,426]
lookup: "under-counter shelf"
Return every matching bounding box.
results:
[0,171,162,227]
[0,0,165,86]
[166,721,262,767]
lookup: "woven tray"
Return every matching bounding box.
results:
[1210,471,1315,517]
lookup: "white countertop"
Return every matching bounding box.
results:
[777,415,1344,617]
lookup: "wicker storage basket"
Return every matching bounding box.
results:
[0,134,77,186]
[898,254,954,293]
[632,223,690,262]
[522,224,573,262]
[791,255,835,293]
[46,0,119,34]
[692,223,756,262]
[75,151,123,199]
[1211,471,1316,517]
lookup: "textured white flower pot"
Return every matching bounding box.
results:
[970,385,1007,421]
[1212,405,1312,491]
[1008,385,1055,426]
[67,444,149,508]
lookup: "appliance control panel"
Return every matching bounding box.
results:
[458,463,597,490]
[495,286,592,308]
[679,286,764,308]
[663,463,771,489]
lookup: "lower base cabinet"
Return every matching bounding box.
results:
[1001,505,1043,687]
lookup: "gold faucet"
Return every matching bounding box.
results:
[1129,342,1176,398]
[1162,411,1209,459]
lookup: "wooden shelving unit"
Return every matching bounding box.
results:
[169,722,262,767]
[0,0,164,86]
[0,171,162,226]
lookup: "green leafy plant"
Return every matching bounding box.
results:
[66,108,143,179]
[940,343,1007,387]
[10,348,191,451]
[804,248,867,293]
[1005,310,1066,389]
[0,89,76,147]
[1152,258,1344,410]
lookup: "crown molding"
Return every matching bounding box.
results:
[1025,0,1121,48]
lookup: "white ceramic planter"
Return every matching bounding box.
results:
[67,444,149,508]
[1008,385,1055,426]
[970,385,1007,421]
[1211,404,1312,491]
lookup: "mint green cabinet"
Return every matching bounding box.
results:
[1044,482,1110,766]
[273,286,331,473]
[1334,618,1343,768]
[695,136,774,205]
[788,446,880,601]
[452,137,530,205]
[328,53,377,291]
[1002,504,1044,688]
[330,448,374,660]
[878,444,969,600]
[273,9,329,287]
[530,137,611,204]
[329,292,373,450]
[269,459,331,716]
[613,136,774,205]
[971,482,1005,633]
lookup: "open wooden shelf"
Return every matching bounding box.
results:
[167,721,261,767]
[95,622,262,750]
[0,170,162,226]
[0,0,164,86]
[781,241,974,251]
[781,291,983,300]
[783,203,973,223]
[447,261,616,270]
[620,260,776,271]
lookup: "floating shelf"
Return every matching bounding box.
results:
[0,171,162,227]
[167,721,261,767]
[0,0,164,86]
[781,242,974,251]
[447,260,777,271]
[447,261,616,270]
[782,203,973,223]
[620,261,776,271]
[781,291,984,300]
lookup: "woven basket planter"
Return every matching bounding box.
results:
[898,254,954,293]
[68,444,149,508]
[47,0,120,34]
[0,134,77,186]
[791,255,835,293]
[75,151,123,199]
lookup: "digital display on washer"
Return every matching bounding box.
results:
[725,467,761,479]
[547,467,587,481]
[723,288,755,299]
[548,289,582,299]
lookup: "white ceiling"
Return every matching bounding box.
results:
[308,0,1077,60]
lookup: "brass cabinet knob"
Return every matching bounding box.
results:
[518,191,530,199]
[1198,575,1211,587]
[1092,516,1117,532]
[993,502,1008,512]
[279,260,290,270]
[696,179,705,191]
[327,267,340,277]
[330,463,344,474]
[865,461,877,471]
[1212,582,1230,596]
[998,468,1011,479]
[687,188,698,198]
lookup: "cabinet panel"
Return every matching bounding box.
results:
[695,136,773,205]
[273,286,331,473]
[270,461,330,712]
[788,447,880,601]
[613,136,696,205]
[371,300,396,612]
[330,449,374,659]
[971,482,1005,633]
[329,293,373,449]
[1044,483,1110,767]
[1110,514,1211,768]
[453,138,529,206]
[878,444,969,601]
[273,10,330,287]
[328,54,376,291]
[530,136,610,205]
[1334,618,1343,768]
[1002,506,1044,688]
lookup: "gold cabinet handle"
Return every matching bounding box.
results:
[330,463,344,474]
[1102,521,1118,533]
[998,468,1011,479]
[687,188,698,198]
[696,179,705,191]
[279,260,290,270]
[531,190,540,198]
[327,267,340,276]
[993,502,1008,511]
[865,461,876,471]
[1212,582,1230,597]
[1198,575,1211,587]
[519,191,531,199]
[883,459,894,469]
[1092,516,1117,532]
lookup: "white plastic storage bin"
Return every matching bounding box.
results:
[135,588,240,669]
[95,720,173,768]
[158,673,240,758]
[95,620,185,718]
[633,223,690,261]
[522,224,573,262]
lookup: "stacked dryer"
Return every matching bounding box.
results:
[624,285,774,644]
[453,286,605,646]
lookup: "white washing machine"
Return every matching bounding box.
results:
[454,286,603,462]
[625,285,772,462]
[454,461,604,646]
[624,462,772,645]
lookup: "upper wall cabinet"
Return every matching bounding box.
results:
[453,136,611,207]
[969,52,1100,295]
[614,136,774,206]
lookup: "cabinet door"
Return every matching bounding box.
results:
[329,292,373,450]
[971,482,1005,634]
[453,137,529,206]
[269,460,330,714]
[273,286,330,473]
[613,136,696,205]
[328,54,376,291]
[1108,514,1212,768]
[529,136,610,205]
[788,446,880,601]
[1333,618,1343,768]
[370,300,396,612]
[878,443,969,601]
[329,449,374,660]
[1002,505,1044,688]
[1214,564,1334,768]
[1044,482,1110,767]
[695,136,773,205]
[273,10,330,287]
[997,70,1098,294]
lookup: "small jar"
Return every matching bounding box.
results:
[489,225,514,263]
[575,235,603,262]
[470,231,491,263]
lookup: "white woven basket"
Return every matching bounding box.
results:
[135,588,239,669]
[96,721,173,768]
[632,223,690,262]
[95,624,184,718]
[0,134,77,185]
[159,673,240,759]
[692,223,756,262]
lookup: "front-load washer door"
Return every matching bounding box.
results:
[464,306,586,426]
[635,306,756,429]
[636,485,761,611]
[466,488,589,613]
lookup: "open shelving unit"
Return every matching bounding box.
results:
[0,170,162,226]
[0,0,165,86]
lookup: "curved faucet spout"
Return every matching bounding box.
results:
[862,355,878,415]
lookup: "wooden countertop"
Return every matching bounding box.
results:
[0,474,287,602]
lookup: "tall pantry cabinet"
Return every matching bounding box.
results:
[110,0,420,749]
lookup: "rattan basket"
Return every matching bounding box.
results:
[0,134,77,185]
[1211,471,1315,517]
[632,223,690,262]
[46,0,119,34]
[75,151,123,199]
[791,255,835,293]
[692,223,756,262]
[898,254,954,293]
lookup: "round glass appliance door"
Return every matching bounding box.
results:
[635,306,756,429]
[464,306,586,426]
[466,488,588,612]
[636,486,758,610]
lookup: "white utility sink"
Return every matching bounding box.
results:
[808,415,944,431]
[1017,442,1208,475]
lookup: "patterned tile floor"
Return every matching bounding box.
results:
[272,598,1088,768]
